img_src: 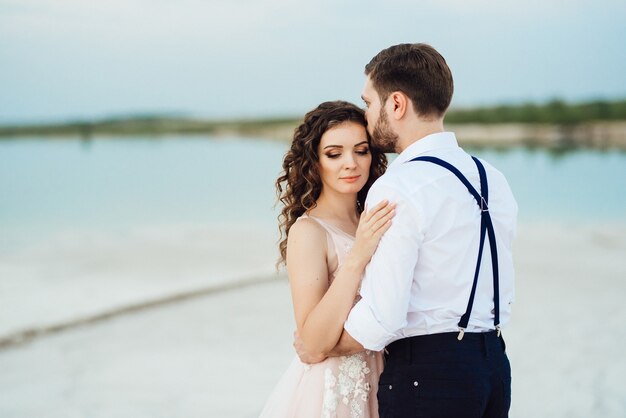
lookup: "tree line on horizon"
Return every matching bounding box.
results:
[1,98,625,138]
[445,99,626,125]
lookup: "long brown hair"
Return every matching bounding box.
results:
[276,100,387,265]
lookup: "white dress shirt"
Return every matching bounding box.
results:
[344,132,518,351]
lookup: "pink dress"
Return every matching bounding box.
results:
[260,215,384,418]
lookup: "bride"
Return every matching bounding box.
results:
[260,100,393,417]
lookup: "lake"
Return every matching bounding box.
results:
[1,135,625,249]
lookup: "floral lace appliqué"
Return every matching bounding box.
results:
[321,351,373,418]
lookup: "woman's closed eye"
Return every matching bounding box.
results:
[325,147,369,159]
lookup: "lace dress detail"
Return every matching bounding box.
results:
[322,351,376,418]
[259,215,383,418]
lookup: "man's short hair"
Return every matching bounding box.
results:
[365,43,454,118]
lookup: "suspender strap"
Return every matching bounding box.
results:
[472,157,501,330]
[408,156,501,338]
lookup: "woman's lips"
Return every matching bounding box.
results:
[340,175,361,183]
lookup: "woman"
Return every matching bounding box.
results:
[260,101,393,417]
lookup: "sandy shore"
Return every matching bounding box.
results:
[0,222,625,417]
[0,222,278,344]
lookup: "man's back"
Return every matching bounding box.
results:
[345,132,518,350]
[353,42,515,418]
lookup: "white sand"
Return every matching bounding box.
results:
[0,222,625,417]
[505,223,626,417]
[0,222,278,339]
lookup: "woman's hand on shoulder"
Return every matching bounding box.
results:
[351,200,396,264]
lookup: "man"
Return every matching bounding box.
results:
[296,43,518,417]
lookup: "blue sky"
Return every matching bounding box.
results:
[1,0,625,123]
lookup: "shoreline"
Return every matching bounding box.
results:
[1,120,625,150]
[0,273,283,350]
[0,222,281,345]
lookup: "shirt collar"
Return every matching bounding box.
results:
[388,131,459,170]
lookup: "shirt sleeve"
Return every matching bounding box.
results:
[344,179,424,351]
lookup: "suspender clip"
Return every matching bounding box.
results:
[457,328,465,341]
[496,325,501,337]
[480,196,489,212]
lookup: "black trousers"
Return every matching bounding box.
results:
[377,331,511,418]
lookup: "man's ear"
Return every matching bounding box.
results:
[389,91,408,120]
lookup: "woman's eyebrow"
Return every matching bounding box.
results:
[324,141,368,150]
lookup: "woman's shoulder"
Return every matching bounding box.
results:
[286,216,330,266]
[289,215,328,241]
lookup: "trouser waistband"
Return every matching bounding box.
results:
[385,331,505,363]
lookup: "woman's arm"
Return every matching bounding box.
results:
[287,201,394,360]
[293,328,364,364]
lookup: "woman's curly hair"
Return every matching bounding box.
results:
[276,100,387,265]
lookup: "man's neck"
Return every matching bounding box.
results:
[396,119,445,153]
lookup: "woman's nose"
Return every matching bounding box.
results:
[343,154,357,168]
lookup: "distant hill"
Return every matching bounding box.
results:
[1,99,625,148]
[446,99,626,125]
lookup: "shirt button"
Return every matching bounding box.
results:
[388,385,393,390]
[414,381,419,386]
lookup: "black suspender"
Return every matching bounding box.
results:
[408,156,501,340]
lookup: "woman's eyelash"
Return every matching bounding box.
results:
[325,149,369,159]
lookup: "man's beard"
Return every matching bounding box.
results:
[371,107,399,153]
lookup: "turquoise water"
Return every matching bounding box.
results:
[468,147,626,223]
[1,136,625,246]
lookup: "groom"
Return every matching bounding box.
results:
[296,43,518,417]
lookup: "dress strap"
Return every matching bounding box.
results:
[407,156,501,340]
[305,215,356,239]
